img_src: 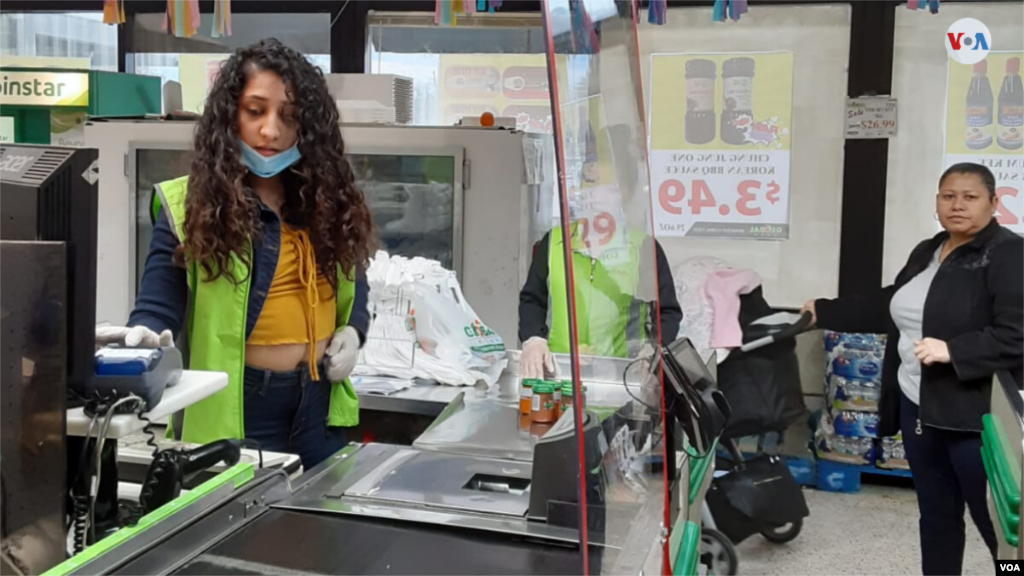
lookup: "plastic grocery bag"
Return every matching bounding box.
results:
[355,251,506,386]
[407,272,506,385]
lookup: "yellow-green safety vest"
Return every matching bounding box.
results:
[152,176,359,445]
[547,225,647,358]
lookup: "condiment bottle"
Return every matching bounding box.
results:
[997,57,1023,150]
[531,382,557,423]
[966,60,994,150]
[685,59,717,145]
[721,57,755,145]
[520,379,537,416]
[560,382,574,415]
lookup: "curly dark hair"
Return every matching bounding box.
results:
[178,38,374,288]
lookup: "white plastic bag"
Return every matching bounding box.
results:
[408,272,506,385]
[354,251,506,386]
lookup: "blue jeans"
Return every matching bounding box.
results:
[242,363,347,470]
[900,392,997,575]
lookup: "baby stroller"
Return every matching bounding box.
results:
[675,265,812,575]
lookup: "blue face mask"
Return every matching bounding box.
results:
[239,140,302,178]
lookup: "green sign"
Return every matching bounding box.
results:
[0,71,89,107]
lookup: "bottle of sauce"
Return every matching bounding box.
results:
[720,57,755,146]
[520,379,537,416]
[685,59,716,145]
[965,60,994,150]
[997,57,1023,150]
[531,382,557,423]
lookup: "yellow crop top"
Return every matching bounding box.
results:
[248,224,335,379]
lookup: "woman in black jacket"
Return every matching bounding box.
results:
[803,162,1023,576]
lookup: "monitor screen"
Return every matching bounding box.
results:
[0,144,98,398]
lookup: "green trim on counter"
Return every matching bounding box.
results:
[981,443,1020,547]
[672,520,702,576]
[688,440,717,506]
[41,463,255,576]
[982,414,1022,506]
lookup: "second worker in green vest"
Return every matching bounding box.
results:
[518,225,683,379]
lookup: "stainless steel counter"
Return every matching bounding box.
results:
[356,349,659,418]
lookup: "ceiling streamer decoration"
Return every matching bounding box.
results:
[212,0,233,38]
[906,0,941,14]
[102,0,125,25]
[164,0,202,38]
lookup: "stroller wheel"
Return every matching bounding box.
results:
[699,528,738,576]
[760,518,803,544]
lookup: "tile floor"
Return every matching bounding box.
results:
[735,484,993,575]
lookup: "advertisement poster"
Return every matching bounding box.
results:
[944,51,1024,235]
[178,53,230,114]
[50,110,86,147]
[438,54,552,133]
[648,52,794,239]
[0,117,14,144]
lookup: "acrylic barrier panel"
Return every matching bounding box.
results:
[541,1,669,573]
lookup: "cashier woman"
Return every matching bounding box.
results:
[518,122,682,377]
[95,39,375,469]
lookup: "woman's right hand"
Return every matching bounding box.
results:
[800,299,818,328]
[96,325,174,349]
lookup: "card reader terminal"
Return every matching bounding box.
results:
[90,347,184,410]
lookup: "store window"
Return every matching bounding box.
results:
[0,12,117,70]
[367,12,552,131]
[127,12,331,113]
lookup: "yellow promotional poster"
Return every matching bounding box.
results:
[438,54,551,132]
[50,110,87,147]
[0,117,13,143]
[648,52,794,240]
[178,53,230,113]
[0,71,89,107]
[944,52,1023,234]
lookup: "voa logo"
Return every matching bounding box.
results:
[999,562,1021,572]
[946,18,992,65]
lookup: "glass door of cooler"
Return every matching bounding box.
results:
[346,147,465,276]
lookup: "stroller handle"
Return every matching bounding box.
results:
[739,311,815,353]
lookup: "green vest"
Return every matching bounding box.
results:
[153,176,359,445]
[547,225,646,358]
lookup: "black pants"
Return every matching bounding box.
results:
[901,392,997,575]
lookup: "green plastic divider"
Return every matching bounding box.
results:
[688,440,718,506]
[672,521,701,576]
[42,463,255,576]
[983,414,1022,508]
[981,443,1020,548]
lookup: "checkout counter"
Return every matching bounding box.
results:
[982,370,1024,561]
[36,350,716,576]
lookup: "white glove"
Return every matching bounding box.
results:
[95,325,174,349]
[520,337,555,380]
[325,327,361,382]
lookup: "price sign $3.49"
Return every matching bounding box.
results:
[658,178,781,217]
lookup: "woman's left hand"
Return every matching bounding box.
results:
[914,338,950,365]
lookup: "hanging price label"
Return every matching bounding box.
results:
[846,97,898,139]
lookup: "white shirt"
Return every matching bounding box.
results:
[889,248,942,405]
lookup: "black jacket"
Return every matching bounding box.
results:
[816,219,1023,436]
[519,232,683,346]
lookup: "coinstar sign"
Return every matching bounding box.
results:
[0,72,89,107]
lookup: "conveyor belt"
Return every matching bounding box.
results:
[173,509,603,575]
